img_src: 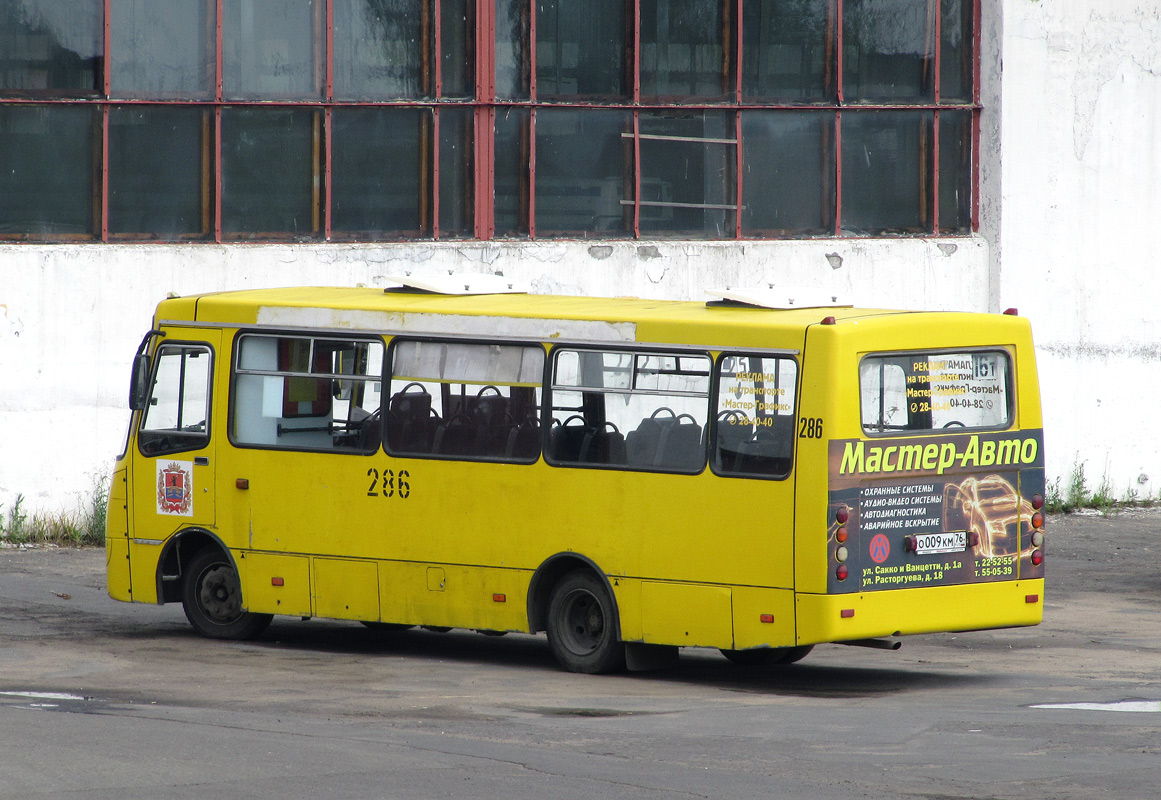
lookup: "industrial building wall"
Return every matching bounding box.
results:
[2,0,1160,514]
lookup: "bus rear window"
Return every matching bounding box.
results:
[860,350,1012,434]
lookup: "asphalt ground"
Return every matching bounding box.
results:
[1,510,1159,799]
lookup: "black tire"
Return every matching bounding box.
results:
[720,645,814,666]
[361,621,414,631]
[181,548,272,640]
[546,570,625,674]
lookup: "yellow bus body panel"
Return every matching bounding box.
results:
[796,579,1044,644]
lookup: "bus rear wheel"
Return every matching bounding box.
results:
[547,570,625,674]
[182,548,272,640]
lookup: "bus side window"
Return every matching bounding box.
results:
[711,354,798,478]
[385,339,545,463]
[232,335,383,453]
[138,344,213,457]
[548,349,711,473]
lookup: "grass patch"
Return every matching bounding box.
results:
[1045,460,1160,514]
[1,473,108,547]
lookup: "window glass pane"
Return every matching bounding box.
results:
[139,344,212,456]
[842,0,934,103]
[221,107,320,237]
[860,351,1011,433]
[534,109,630,236]
[0,0,101,94]
[332,0,431,100]
[332,107,427,237]
[536,0,627,100]
[713,354,798,478]
[640,0,729,100]
[234,335,384,452]
[938,110,971,233]
[495,107,530,237]
[742,0,834,102]
[109,106,209,238]
[386,340,544,461]
[940,0,973,103]
[638,111,735,239]
[741,110,833,236]
[548,348,711,472]
[222,0,323,100]
[496,0,529,100]
[110,0,215,99]
[439,0,473,98]
[438,107,475,238]
[840,110,931,235]
[0,104,95,237]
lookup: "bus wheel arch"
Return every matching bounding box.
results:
[161,532,272,641]
[529,555,625,674]
[156,528,229,604]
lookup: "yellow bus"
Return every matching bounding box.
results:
[106,278,1046,673]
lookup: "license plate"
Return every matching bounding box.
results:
[913,531,966,555]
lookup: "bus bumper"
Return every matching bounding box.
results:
[795,579,1045,645]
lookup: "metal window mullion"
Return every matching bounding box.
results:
[433,107,441,239]
[834,110,842,236]
[972,0,981,231]
[214,0,224,243]
[633,110,641,238]
[529,107,537,238]
[932,110,940,233]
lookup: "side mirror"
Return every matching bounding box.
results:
[129,353,152,411]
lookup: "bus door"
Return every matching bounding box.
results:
[128,331,220,600]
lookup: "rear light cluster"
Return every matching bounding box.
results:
[834,506,850,581]
[1030,493,1046,566]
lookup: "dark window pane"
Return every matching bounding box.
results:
[221,107,320,237]
[940,0,973,102]
[496,0,529,100]
[938,109,971,233]
[333,0,432,100]
[331,107,427,237]
[110,0,214,99]
[742,0,834,102]
[841,110,932,235]
[741,111,833,236]
[638,111,735,238]
[640,0,730,100]
[535,109,630,236]
[536,0,628,100]
[0,0,101,94]
[109,106,209,238]
[495,107,530,237]
[0,104,95,237]
[222,0,323,100]
[438,107,474,237]
[439,0,473,98]
[842,0,934,103]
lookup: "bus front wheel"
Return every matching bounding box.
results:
[546,570,625,674]
[181,549,272,640]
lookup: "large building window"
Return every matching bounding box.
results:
[0,1,979,243]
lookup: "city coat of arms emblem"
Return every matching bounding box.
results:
[156,461,193,516]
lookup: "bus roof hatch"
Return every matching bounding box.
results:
[705,286,850,310]
[385,273,529,296]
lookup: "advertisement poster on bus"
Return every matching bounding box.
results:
[827,430,1045,593]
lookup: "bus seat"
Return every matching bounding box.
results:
[656,420,703,470]
[582,424,626,466]
[626,418,665,467]
[550,417,590,462]
[386,386,436,453]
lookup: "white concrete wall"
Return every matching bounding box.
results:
[999,0,1161,498]
[3,0,1160,514]
[2,239,987,514]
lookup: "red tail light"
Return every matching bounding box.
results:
[1030,549,1044,566]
